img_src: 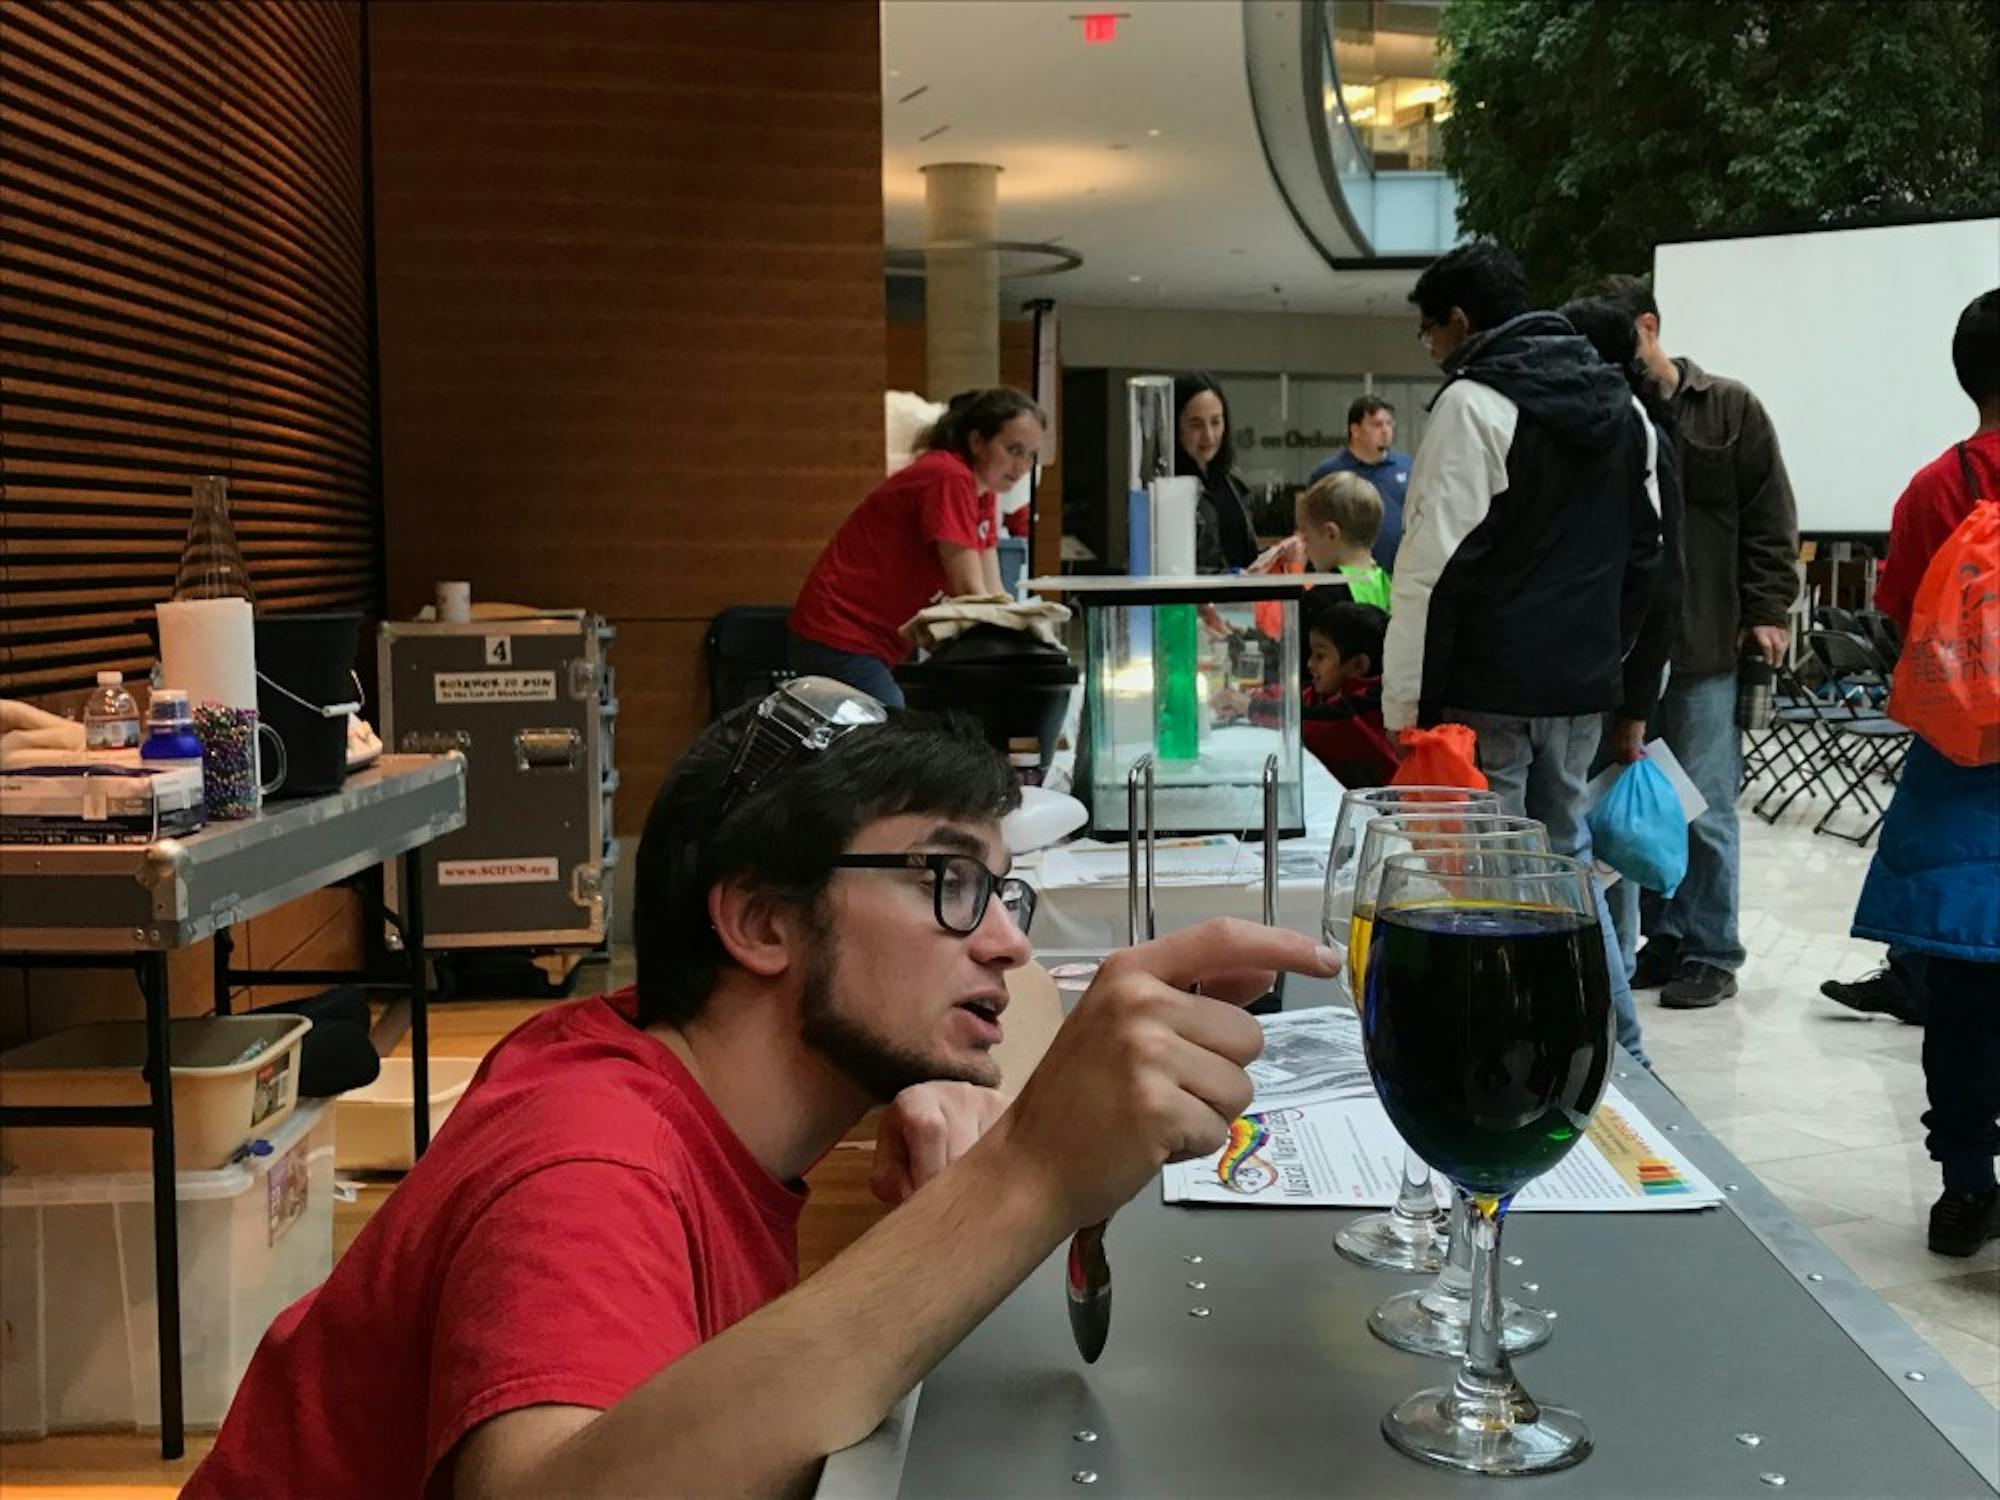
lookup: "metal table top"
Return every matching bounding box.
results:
[0,754,467,952]
[820,989,1999,1499]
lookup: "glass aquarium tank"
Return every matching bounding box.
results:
[1049,576,1307,838]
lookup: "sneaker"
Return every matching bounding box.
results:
[1819,970,1924,1025]
[1630,939,1682,990]
[1928,1187,2000,1257]
[1660,962,1738,1009]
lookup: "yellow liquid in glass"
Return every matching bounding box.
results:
[1346,906,1373,1011]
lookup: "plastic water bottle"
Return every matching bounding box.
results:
[84,670,141,750]
[1735,641,1775,731]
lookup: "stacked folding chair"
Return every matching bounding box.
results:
[1797,629,1913,844]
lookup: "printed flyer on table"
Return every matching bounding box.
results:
[1163,1008,1725,1213]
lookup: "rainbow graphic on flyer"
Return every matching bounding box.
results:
[1216,1114,1274,1193]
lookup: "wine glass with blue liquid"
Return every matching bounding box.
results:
[1364,847,1613,1476]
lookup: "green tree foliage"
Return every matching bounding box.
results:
[1437,0,2000,301]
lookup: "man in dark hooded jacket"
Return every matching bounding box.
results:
[1384,241,1667,1063]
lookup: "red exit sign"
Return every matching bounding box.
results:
[1075,12,1128,44]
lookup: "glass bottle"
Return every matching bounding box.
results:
[172,474,256,602]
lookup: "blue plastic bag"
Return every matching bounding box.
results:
[1587,757,1688,896]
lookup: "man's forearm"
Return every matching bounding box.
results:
[509,1130,1067,1499]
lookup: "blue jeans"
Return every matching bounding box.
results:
[786,631,905,708]
[1445,707,1648,1066]
[1614,670,1745,974]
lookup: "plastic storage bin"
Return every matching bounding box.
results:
[0,1100,335,1437]
[0,1015,311,1173]
[334,1056,478,1171]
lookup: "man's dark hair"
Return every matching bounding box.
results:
[1172,371,1237,477]
[1308,598,1390,672]
[1560,294,1672,429]
[1409,241,1530,333]
[922,387,1047,465]
[1953,288,2000,406]
[1346,394,1395,430]
[632,705,1020,1028]
[1578,272,1659,328]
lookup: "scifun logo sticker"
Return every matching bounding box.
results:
[1216,1114,1276,1194]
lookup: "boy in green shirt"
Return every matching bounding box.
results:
[1296,471,1391,611]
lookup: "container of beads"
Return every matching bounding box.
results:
[192,704,283,819]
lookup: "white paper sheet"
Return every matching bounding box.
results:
[1163,1010,1723,1213]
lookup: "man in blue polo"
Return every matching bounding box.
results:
[1309,395,1411,571]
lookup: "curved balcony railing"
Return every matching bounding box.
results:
[1243,0,1459,263]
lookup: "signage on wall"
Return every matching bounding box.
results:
[1232,427,1348,452]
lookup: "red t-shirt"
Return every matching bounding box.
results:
[1877,429,1999,629]
[184,991,802,1500]
[789,449,997,665]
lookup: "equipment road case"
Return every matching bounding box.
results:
[380,612,613,954]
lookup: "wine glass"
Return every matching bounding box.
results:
[1352,816,1557,1356]
[1364,847,1614,1476]
[1323,785,1500,1274]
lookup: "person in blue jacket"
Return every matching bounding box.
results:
[1851,287,2000,1257]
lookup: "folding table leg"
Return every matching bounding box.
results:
[404,849,431,1159]
[141,953,185,1459]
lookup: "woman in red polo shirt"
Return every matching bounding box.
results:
[789,387,1045,705]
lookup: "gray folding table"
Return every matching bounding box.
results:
[0,753,466,1457]
[818,980,1999,1499]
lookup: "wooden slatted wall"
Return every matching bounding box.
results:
[369,1,885,832]
[0,0,377,696]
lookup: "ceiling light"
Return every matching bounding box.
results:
[1146,128,1162,138]
[1127,274,1143,283]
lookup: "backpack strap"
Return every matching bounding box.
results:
[1959,442,1984,501]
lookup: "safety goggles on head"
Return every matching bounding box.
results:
[830,852,1038,937]
[718,676,888,817]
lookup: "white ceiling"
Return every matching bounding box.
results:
[881,0,1419,315]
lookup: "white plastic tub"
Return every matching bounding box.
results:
[334,1055,478,1171]
[0,1015,312,1174]
[0,1099,334,1437]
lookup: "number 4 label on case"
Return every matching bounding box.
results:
[484,636,512,665]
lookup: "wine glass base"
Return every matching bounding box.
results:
[1334,1212,1445,1273]
[1383,1388,1591,1475]
[1369,1287,1552,1358]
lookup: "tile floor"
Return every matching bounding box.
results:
[1640,807,1999,1410]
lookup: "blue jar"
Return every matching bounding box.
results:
[141,688,206,765]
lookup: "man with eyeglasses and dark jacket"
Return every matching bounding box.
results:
[187,680,1338,1500]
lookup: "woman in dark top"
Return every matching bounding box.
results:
[1174,373,1262,572]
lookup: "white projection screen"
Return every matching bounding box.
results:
[1654,217,2000,534]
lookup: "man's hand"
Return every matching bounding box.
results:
[872,1082,1012,1205]
[1247,535,1306,574]
[981,919,1339,1231]
[1609,717,1646,763]
[1746,624,1788,666]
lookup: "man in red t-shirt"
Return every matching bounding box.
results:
[788,387,1044,706]
[188,685,1338,1499]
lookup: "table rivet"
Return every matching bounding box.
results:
[1905,1370,1927,1382]
[1504,1255,1524,1267]
[1725,1183,1741,1193]
[1806,1272,1825,1283]
[1184,1254,1204,1264]
[1072,1470,1098,1485]
[1520,1281,1540,1293]
[1615,1071,1630,1080]
[1073,1430,1098,1444]
[132,927,147,941]
[1736,1432,1763,1447]
[1759,1473,1787,1488]
[1666,1123,1681,1132]
[1186,1279,1207,1290]
[1188,1306,1211,1318]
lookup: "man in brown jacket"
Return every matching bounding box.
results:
[1587,275,1800,1009]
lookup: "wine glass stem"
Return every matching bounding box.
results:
[1457,1194,1531,1409]
[1393,1147,1435,1228]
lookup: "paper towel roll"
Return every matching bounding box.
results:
[1151,475,1200,577]
[158,598,258,711]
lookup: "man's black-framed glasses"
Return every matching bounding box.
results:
[831,853,1037,937]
